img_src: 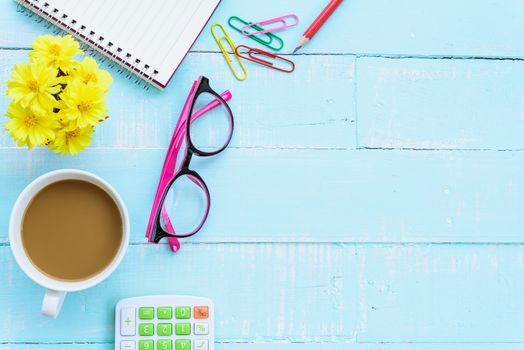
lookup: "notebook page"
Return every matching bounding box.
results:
[109,0,149,54]
[124,0,172,53]
[156,0,220,85]
[34,0,220,87]
[136,0,173,41]
[131,0,218,84]
[137,0,189,63]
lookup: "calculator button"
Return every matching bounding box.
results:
[175,323,191,335]
[121,340,135,350]
[139,307,154,320]
[121,307,136,336]
[194,323,209,335]
[157,323,173,336]
[175,306,190,319]
[157,307,172,319]
[139,323,154,336]
[193,306,209,319]
[157,339,172,350]
[138,340,154,350]
[175,339,191,350]
[194,339,208,350]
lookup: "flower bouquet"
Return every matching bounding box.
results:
[5,35,112,155]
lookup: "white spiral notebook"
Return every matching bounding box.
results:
[17,0,221,90]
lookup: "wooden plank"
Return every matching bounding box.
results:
[2,344,524,350]
[0,50,355,150]
[1,346,115,350]
[0,243,358,343]
[350,346,524,350]
[358,244,524,343]
[0,0,350,53]
[2,244,523,343]
[357,57,524,150]
[2,0,524,57]
[0,345,347,350]
[0,345,348,350]
[2,148,524,244]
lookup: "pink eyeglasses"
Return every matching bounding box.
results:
[146,76,233,252]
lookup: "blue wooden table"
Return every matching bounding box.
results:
[2,0,524,349]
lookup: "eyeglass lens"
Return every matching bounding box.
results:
[160,173,208,236]
[189,91,233,154]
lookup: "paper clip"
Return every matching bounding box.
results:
[235,45,295,73]
[241,14,299,36]
[228,16,284,51]
[211,23,247,81]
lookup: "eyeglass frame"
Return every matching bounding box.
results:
[145,76,233,252]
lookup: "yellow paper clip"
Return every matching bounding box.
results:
[211,23,247,81]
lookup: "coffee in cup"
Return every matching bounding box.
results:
[9,169,129,318]
[21,179,123,281]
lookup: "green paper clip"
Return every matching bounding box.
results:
[228,16,284,51]
[211,23,248,81]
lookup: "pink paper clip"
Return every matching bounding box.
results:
[235,45,295,73]
[241,14,299,36]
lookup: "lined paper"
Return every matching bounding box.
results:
[21,0,220,89]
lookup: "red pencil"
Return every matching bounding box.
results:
[293,0,343,53]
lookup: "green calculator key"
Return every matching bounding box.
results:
[157,323,173,336]
[175,306,190,319]
[175,323,191,335]
[115,296,213,350]
[175,339,191,350]
[138,323,154,336]
[157,306,172,319]
[138,340,154,350]
[139,307,154,319]
[157,339,172,350]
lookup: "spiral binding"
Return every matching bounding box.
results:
[16,0,159,89]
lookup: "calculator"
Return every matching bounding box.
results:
[115,295,214,350]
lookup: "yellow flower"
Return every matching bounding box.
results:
[4,103,57,149]
[6,61,61,114]
[29,34,82,73]
[49,124,93,155]
[72,57,112,90]
[60,80,108,128]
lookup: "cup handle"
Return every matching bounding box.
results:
[42,289,66,318]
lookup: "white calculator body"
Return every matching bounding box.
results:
[115,295,214,350]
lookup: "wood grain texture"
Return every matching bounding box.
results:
[357,57,524,150]
[2,244,523,343]
[0,243,357,343]
[0,50,355,149]
[358,244,524,343]
[0,0,351,53]
[2,0,524,348]
[3,345,524,350]
[2,0,524,57]
[2,148,524,244]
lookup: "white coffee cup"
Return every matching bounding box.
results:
[9,169,130,318]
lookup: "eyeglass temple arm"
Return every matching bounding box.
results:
[161,89,232,191]
[166,89,232,187]
[162,90,232,252]
[172,90,233,158]
[164,90,231,251]
[147,80,231,236]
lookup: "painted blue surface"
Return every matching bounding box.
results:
[1,0,524,349]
